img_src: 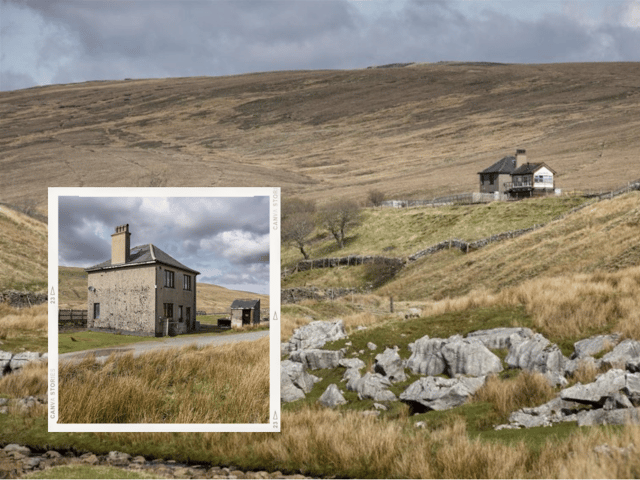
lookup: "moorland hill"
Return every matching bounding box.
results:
[1,62,639,215]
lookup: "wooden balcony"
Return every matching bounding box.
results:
[504,181,533,191]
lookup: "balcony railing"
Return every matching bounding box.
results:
[504,181,532,190]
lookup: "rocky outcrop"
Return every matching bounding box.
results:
[399,376,486,413]
[289,349,344,370]
[572,334,620,359]
[346,372,397,402]
[505,333,568,385]
[0,350,46,377]
[281,319,347,354]
[467,327,534,350]
[281,360,321,403]
[599,339,640,370]
[407,334,502,377]
[441,337,503,377]
[374,347,406,382]
[318,384,347,408]
[406,336,449,376]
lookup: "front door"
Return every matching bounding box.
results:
[242,309,251,325]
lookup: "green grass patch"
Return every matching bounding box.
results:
[25,465,165,479]
[58,331,164,354]
[0,334,48,354]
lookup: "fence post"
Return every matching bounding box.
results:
[390,295,394,313]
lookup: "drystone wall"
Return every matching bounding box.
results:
[281,287,365,304]
[0,291,47,308]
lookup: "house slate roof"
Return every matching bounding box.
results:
[478,156,517,174]
[230,299,260,309]
[512,162,557,175]
[85,244,200,275]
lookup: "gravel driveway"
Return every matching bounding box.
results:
[58,330,269,363]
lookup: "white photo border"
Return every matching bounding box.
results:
[48,187,280,433]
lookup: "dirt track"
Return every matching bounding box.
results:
[58,330,269,363]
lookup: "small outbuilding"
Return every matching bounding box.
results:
[230,299,261,327]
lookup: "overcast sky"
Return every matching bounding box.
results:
[58,195,271,295]
[2,0,639,92]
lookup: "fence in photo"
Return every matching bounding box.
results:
[58,309,88,329]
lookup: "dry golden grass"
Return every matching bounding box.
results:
[0,361,47,398]
[0,303,47,338]
[58,337,269,424]
[0,205,47,291]
[472,371,556,420]
[2,63,640,217]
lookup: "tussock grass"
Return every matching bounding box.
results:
[58,337,269,424]
[0,303,48,353]
[0,361,47,398]
[472,371,556,421]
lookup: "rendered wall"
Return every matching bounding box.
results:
[87,265,156,334]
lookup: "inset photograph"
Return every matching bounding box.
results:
[49,187,280,432]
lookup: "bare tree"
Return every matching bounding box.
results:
[367,189,385,208]
[317,199,362,249]
[282,197,316,260]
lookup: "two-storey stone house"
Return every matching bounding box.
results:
[85,224,200,336]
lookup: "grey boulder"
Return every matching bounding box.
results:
[318,384,347,408]
[599,339,640,370]
[374,347,407,382]
[441,337,503,377]
[467,327,534,350]
[289,349,344,370]
[282,319,347,354]
[406,335,449,376]
[505,333,567,375]
[281,360,321,403]
[347,372,397,402]
[572,334,620,359]
[399,376,486,412]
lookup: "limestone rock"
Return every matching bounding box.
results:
[339,358,365,370]
[8,351,41,370]
[283,319,347,354]
[399,376,486,412]
[441,337,503,377]
[577,407,640,426]
[318,384,347,408]
[342,367,362,385]
[367,342,377,351]
[505,333,567,374]
[572,334,620,359]
[560,369,628,407]
[467,327,534,350]
[406,335,448,376]
[600,339,640,369]
[374,347,407,382]
[347,372,397,402]
[107,451,131,465]
[289,349,344,370]
[281,360,321,403]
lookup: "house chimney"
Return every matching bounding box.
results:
[111,224,131,265]
[515,149,526,168]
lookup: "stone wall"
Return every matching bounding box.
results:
[282,286,365,304]
[0,290,47,308]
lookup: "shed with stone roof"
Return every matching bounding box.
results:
[230,299,261,327]
[85,224,200,337]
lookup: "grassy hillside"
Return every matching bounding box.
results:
[2,63,640,215]
[0,204,47,292]
[58,266,269,312]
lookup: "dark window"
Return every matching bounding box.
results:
[178,305,183,322]
[93,303,100,319]
[165,270,174,288]
[163,303,173,319]
[186,307,191,323]
[489,174,494,185]
[183,274,191,291]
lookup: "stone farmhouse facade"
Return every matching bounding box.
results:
[230,299,261,328]
[479,149,557,198]
[85,224,200,337]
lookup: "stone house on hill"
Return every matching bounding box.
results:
[230,299,261,327]
[479,149,556,198]
[85,224,200,337]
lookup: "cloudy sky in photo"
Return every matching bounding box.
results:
[58,195,271,295]
[2,0,640,91]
